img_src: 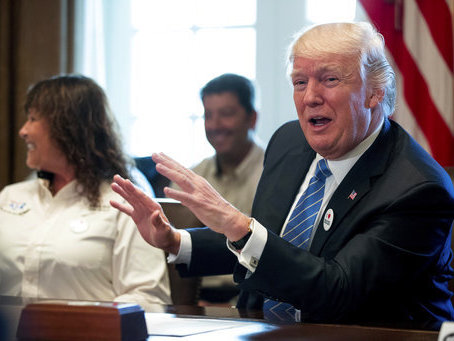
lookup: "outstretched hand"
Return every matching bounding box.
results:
[110,175,181,254]
[152,152,250,241]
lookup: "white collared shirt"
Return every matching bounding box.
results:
[0,179,171,307]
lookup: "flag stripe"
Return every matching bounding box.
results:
[359,0,454,167]
[415,0,454,72]
[400,50,454,165]
[388,52,431,153]
[404,0,454,135]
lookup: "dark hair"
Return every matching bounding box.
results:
[24,74,130,207]
[200,73,255,114]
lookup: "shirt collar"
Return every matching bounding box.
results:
[317,119,384,185]
[37,177,82,198]
[214,142,262,178]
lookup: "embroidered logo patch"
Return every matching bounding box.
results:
[1,200,30,215]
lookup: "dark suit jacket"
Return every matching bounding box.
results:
[178,119,454,330]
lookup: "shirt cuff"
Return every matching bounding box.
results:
[226,218,267,272]
[167,229,192,264]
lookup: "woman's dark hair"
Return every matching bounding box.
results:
[25,74,131,207]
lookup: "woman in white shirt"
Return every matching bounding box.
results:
[0,75,171,307]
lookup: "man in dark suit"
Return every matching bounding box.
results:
[110,22,454,330]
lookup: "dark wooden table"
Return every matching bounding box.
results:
[0,296,439,340]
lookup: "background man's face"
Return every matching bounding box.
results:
[203,92,256,159]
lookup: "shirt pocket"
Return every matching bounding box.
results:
[52,209,117,270]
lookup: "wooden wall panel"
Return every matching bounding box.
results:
[0,0,74,189]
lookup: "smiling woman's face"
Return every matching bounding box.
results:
[18,109,67,172]
[291,55,382,160]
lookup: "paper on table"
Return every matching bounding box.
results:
[145,313,259,337]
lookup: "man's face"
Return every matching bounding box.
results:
[292,55,382,160]
[18,109,66,172]
[203,92,256,159]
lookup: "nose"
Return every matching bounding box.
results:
[205,112,221,130]
[18,121,28,139]
[303,81,323,107]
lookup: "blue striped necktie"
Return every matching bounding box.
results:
[263,158,332,322]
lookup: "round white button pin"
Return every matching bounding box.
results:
[323,209,334,231]
[70,219,88,233]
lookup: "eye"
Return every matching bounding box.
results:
[323,76,340,87]
[293,79,307,91]
[27,109,41,122]
[219,109,236,118]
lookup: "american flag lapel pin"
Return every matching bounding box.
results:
[348,190,357,200]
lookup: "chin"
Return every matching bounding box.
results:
[26,158,41,170]
[308,143,337,159]
[213,144,231,154]
[216,150,234,159]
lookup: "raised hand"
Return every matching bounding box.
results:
[152,152,250,241]
[110,174,181,254]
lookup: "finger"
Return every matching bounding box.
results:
[113,174,144,195]
[155,165,196,194]
[111,181,142,208]
[113,175,159,210]
[112,174,129,187]
[111,182,129,200]
[154,155,203,194]
[152,152,181,169]
[111,175,136,201]
[162,187,212,225]
[163,186,194,205]
[110,199,133,216]
[153,153,196,182]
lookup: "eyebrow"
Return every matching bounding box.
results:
[291,63,345,79]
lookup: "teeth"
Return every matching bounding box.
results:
[26,143,35,151]
[310,117,330,126]
[211,132,228,142]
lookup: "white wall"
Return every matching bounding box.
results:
[255,0,307,146]
[75,0,365,154]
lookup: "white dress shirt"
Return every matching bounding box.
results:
[0,179,171,307]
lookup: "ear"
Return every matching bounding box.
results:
[367,88,384,109]
[248,110,258,130]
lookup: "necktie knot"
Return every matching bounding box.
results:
[315,158,331,181]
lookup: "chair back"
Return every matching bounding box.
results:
[134,157,170,197]
[157,198,202,306]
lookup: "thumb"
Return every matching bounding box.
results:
[151,210,170,230]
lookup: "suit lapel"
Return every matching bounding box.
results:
[310,119,395,255]
[255,147,315,235]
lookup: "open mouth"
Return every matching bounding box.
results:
[309,117,332,126]
[26,142,36,151]
[209,131,230,143]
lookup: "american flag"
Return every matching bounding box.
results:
[358,0,454,167]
